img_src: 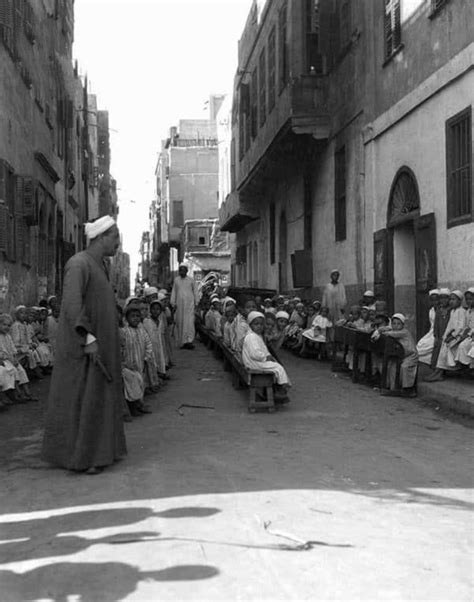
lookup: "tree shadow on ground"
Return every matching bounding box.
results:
[0,562,220,602]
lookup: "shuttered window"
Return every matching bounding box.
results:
[0,0,14,56]
[306,0,324,73]
[250,68,258,140]
[334,146,347,242]
[258,48,266,128]
[268,27,276,113]
[278,1,289,91]
[384,0,401,61]
[269,203,276,264]
[446,107,472,227]
[172,200,184,227]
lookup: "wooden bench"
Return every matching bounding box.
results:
[196,322,275,413]
[332,326,405,390]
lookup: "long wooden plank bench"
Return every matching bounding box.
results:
[196,322,275,412]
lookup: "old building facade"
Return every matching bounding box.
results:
[219,0,473,338]
[0,0,118,310]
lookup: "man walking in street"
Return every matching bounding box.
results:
[41,216,127,475]
[170,265,199,349]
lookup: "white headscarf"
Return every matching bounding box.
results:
[84,216,116,240]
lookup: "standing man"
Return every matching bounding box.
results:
[322,269,347,322]
[170,265,199,349]
[42,216,127,475]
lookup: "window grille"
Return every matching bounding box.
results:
[258,48,267,128]
[446,107,472,226]
[334,146,347,241]
[268,27,276,113]
[384,0,401,61]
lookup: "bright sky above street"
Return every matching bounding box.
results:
[74,0,252,279]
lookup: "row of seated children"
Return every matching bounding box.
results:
[199,295,291,403]
[417,287,474,381]
[0,300,60,411]
[118,287,174,420]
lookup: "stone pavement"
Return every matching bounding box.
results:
[416,364,474,418]
[0,342,472,601]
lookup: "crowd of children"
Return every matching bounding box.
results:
[0,297,59,411]
[197,285,474,400]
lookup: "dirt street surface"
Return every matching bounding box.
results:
[0,342,473,601]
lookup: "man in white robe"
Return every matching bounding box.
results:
[170,265,200,349]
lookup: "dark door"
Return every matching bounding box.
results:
[373,228,394,313]
[414,213,437,339]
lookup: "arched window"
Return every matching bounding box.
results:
[387,167,420,227]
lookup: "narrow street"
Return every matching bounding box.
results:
[0,342,472,601]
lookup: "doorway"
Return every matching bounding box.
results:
[373,168,437,339]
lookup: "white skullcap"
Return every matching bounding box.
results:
[84,215,116,240]
[451,290,463,300]
[223,297,236,309]
[429,289,440,296]
[467,287,474,294]
[158,289,169,296]
[330,269,340,275]
[364,290,375,297]
[392,313,406,324]
[124,296,141,307]
[15,305,26,314]
[247,311,265,325]
[276,311,290,320]
[438,288,450,296]
[157,293,168,301]
[144,287,158,297]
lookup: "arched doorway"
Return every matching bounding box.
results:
[279,212,288,292]
[373,167,437,338]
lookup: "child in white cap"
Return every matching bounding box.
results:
[416,289,440,365]
[455,288,474,371]
[379,313,418,397]
[242,312,291,403]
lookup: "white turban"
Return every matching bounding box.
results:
[275,311,290,320]
[439,288,451,296]
[247,311,265,325]
[85,216,116,240]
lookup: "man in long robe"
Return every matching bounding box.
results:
[322,269,347,322]
[41,216,127,474]
[170,265,199,349]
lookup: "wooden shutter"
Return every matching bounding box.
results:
[291,250,313,288]
[0,202,8,253]
[23,177,36,224]
[373,228,394,313]
[15,175,24,214]
[415,213,437,339]
[6,213,15,262]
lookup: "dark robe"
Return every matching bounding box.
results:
[42,251,127,470]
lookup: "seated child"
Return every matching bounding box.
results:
[242,312,291,403]
[379,313,418,397]
[231,299,255,357]
[0,313,37,403]
[205,296,223,337]
[455,287,474,372]
[10,305,41,378]
[274,311,290,350]
[120,303,154,417]
[222,303,237,348]
[300,306,333,359]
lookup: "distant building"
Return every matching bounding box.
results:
[109,237,130,302]
[219,0,473,338]
[181,218,231,288]
[147,96,227,287]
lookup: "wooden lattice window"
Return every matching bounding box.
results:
[334,146,346,241]
[268,27,276,113]
[446,107,472,227]
[384,0,401,61]
[306,0,323,73]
